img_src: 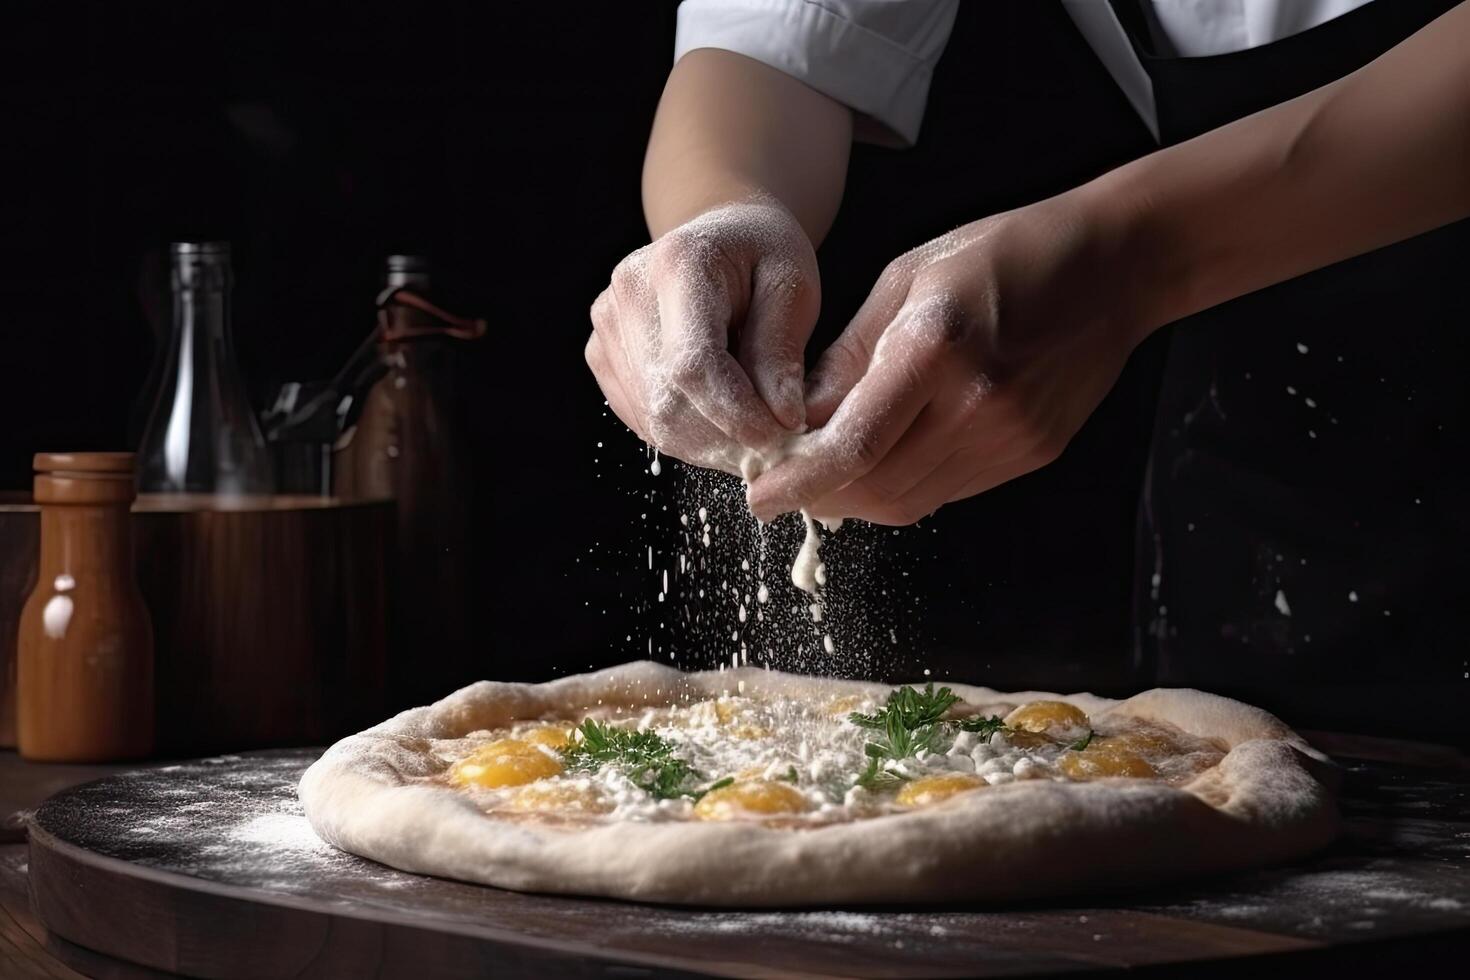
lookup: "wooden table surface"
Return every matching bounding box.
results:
[1,753,134,979]
[1,733,1467,979]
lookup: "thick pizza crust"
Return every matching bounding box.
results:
[299,661,1338,906]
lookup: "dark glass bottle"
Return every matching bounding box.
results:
[334,255,484,708]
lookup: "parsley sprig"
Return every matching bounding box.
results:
[847,683,1093,790]
[956,714,1009,741]
[850,684,963,790]
[559,719,730,801]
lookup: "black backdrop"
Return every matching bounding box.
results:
[2,2,1165,695]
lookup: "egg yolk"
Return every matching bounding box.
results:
[826,694,868,717]
[1059,740,1157,780]
[449,738,563,788]
[521,725,574,749]
[509,781,611,813]
[693,780,809,820]
[895,773,986,807]
[1102,726,1177,756]
[712,699,747,724]
[1004,700,1091,733]
[997,729,1054,750]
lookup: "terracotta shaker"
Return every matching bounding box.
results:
[17,453,155,761]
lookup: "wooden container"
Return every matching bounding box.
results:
[0,492,37,748]
[1,493,391,755]
[18,453,154,762]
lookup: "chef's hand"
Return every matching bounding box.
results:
[747,199,1143,525]
[586,197,819,474]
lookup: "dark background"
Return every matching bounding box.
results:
[2,2,1164,696]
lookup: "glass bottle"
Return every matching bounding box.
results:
[17,452,154,761]
[137,242,274,496]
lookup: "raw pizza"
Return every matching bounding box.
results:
[299,661,1337,905]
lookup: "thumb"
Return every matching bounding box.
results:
[804,264,912,428]
[737,253,820,432]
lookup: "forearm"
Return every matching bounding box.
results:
[642,49,853,242]
[1084,1,1470,338]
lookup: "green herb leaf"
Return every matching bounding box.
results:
[957,714,1010,743]
[688,776,734,803]
[560,719,706,801]
[850,683,960,733]
[855,755,906,791]
[781,766,800,784]
[1068,730,1095,752]
[848,683,965,790]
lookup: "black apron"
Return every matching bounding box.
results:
[1118,0,1470,742]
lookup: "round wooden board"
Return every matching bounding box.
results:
[26,750,1470,978]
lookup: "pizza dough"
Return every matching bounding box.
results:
[299,661,1338,906]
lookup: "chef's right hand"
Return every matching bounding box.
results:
[585,197,819,474]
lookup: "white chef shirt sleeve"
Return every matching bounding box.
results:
[674,0,960,146]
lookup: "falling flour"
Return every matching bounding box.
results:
[792,512,823,593]
[712,441,842,598]
[628,394,931,677]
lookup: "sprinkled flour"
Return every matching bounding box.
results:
[656,459,920,677]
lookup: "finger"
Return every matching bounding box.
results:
[737,254,819,431]
[595,282,753,468]
[746,324,941,520]
[860,451,1038,526]
[652,256,785,448]
[662,335,787,452]
[800,405,958,518]
[803,264,913,428]
[585,332,649,443]
[588,293,650,438]
[626,349,747,471]
[649,390,751,474]
[804,376,1036,516]
[874,392,1064,518]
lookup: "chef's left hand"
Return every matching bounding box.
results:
[746,196,1145,525]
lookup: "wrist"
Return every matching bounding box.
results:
[1038,177,1161,352]
[1066,162,1203,347]
[642,170,765,238]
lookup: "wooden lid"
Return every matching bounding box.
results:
[34,452,136,475]
[33,453,136,505]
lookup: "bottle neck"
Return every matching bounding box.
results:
[37,505,136,579]
[385,270,431,292]
[172,248,233,346]
[174,277,231,345]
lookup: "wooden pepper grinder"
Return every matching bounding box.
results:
[17,452,154,761]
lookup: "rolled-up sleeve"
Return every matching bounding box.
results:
[674,0,960,146]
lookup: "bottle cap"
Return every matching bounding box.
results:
[385,254,431,291]
[34,452,136,474]
[171,242,231,258]
[33,453,138,505]
[170,242,233,288]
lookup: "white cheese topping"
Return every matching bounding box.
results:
[435,692,1223,824]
